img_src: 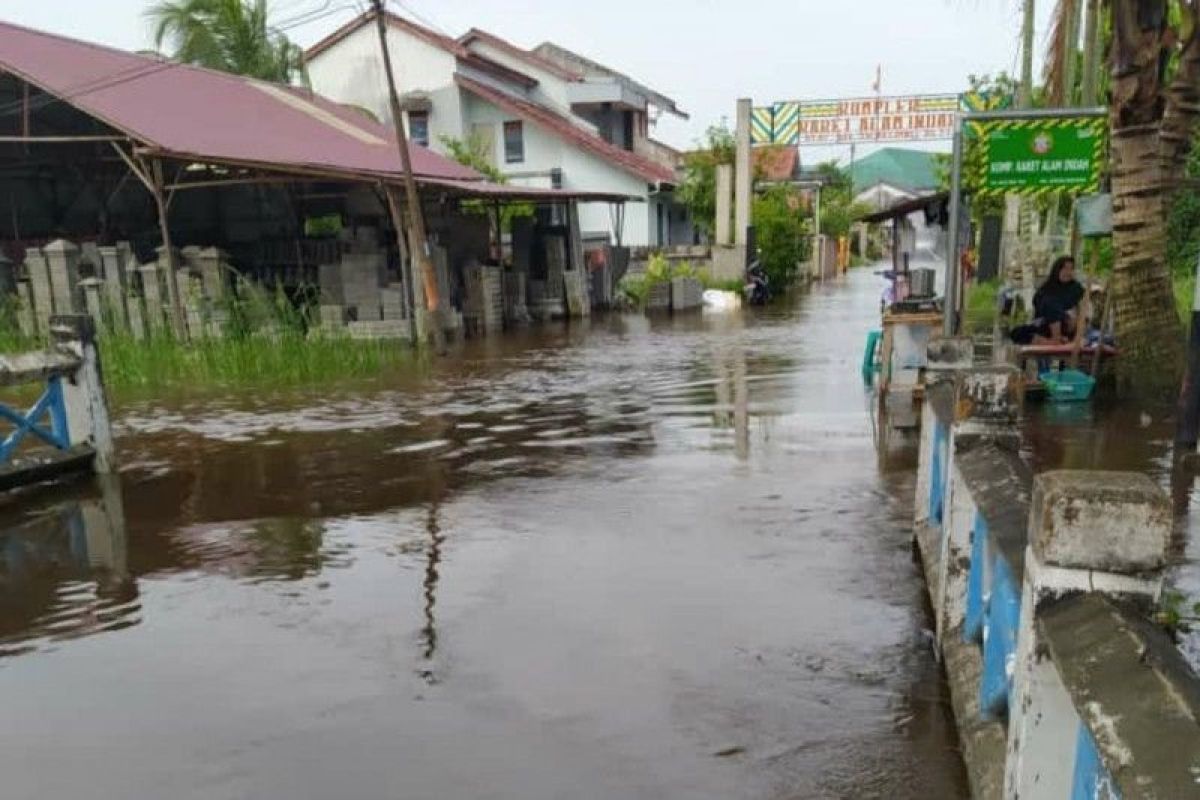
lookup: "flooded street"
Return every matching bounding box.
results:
[0,268,969,799]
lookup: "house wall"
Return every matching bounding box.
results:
[306,24,465,144]
[461,40,573,111]
[460,93,652,246]
[308,23,658,246]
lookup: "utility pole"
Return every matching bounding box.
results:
[370,0,442,347]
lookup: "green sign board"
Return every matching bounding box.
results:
[976,117,1105,196]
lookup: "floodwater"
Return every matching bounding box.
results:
[0,268,970,799]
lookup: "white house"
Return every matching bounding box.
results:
[304,11,691,248]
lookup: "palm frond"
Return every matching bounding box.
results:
[1044,0,1081,105]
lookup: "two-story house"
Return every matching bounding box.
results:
[304,11,691,248]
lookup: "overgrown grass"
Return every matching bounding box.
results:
[0,280,420,396]
[100,330,416,394]
[964,279,1000,330]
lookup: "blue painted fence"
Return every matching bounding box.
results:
[0,375,70,464]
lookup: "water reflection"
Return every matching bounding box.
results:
[0,474,135,658]
[420,498,445,683]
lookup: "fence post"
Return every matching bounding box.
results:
[50,314,116,474]
[1003,470,1170,799]
[914,337,975,530]
[935,365,1022,645]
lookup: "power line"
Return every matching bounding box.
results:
[0,3,354,123]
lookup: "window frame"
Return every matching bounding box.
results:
[503,119,525,164]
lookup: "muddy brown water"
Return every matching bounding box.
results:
[0,269,972,799]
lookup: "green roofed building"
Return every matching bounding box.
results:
[850,147,942,206]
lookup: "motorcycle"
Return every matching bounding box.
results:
[744,260,771,306]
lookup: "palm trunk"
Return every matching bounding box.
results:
[1110,0,1184,395]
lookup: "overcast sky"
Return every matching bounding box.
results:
[6,0,1056,162]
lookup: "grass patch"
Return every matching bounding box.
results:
[0,281,420,396]
[99,329,417,395]
[964,279,1000,329]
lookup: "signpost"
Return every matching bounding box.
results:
[942,107,1107,336]
[976,117,1105,195]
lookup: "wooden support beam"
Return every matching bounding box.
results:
[0,135,130,143]
[147,157,187,339]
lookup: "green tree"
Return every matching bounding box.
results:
[752,184,809,287]
[146,0,307,84]
[811,160,871,239]
[677,124,736,238]
[438,133,534,226]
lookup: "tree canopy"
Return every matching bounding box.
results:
[146,0,307,84]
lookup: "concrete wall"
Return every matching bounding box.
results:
[908,362,1200,800]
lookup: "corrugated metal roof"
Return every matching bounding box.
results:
[850,147,942,194]
[0,19,480,184]
[455,75,676,185]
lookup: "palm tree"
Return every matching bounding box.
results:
[1105,0,1200,394]
[146,0,307,84]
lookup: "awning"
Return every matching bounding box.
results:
[857,192,949,224]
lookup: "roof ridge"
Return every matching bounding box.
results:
[455,74,673,184]
[458,27,582,82]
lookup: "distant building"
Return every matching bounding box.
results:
[304,11,691,248]
[851,147,943,250]
[849,147,942,210]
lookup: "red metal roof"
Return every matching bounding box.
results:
[455,75,676,186]
[0,19,480,184]
[752,146,800,182]
[458,28,582,83]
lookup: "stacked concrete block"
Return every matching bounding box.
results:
[43,239,81,317]
[318,304,347,330]
[96,246,129,330]
[381,284,407,322]
[347,320,411,340]
[15,281,34,337]
[503,271,529,325]
[80,278,105,330]
[196,247,230,302]
[464,264,503,334]
[544,235,566,302]
[563,268,589,318]
[670,277,704,312]
[646,282,672,312]
[138,262,167,334]
[25,248,55,334]
[126,293,146,341]
[177,270,206,338]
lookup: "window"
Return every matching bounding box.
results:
[504,120,524,164]
[407,111,429,147]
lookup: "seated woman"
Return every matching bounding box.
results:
[1011,256,1085,345]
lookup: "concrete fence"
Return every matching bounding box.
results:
[913,358,1200,799]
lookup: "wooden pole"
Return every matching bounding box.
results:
[370,0,442,347]
[148,157,187,339]
[384,184,419,343]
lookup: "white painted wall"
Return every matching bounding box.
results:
[307,22,657,245]
[306,23,464,144]
[462,40,572,111]
[460,92,652,245]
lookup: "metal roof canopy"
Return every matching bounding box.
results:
[942,106,1106,337]
[0,20,633,205]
